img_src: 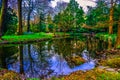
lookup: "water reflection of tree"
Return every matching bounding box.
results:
[0,45,18,68]
[52,38,88,58]
[19,45,24,74]
[53,38,72,57]
[0,46,6,68]
[72,38,85,55]
[52,38,84,69]
[24,42,51,78]
[85,36,109,59]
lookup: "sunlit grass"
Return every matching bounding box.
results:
[0,32,70,43]
[95,33,117,43]
[27,78,40,80]
[2,32,53,43]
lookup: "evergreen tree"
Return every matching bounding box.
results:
[86,0,109,28]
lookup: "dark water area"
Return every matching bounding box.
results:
[0,36,111,79]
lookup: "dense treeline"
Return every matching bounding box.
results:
[0,0,120,47]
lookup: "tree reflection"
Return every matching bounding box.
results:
[0,46,6,68]
[0,45,18,69]
[19,45,24,74]
[23,42,52,78]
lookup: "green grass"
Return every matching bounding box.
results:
[0,32,70,44]
[27,78,40,80]
[95,33,117,43]
[1,32,53,43]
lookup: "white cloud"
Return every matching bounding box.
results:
[51,0,70,7]
[77,0,96,12]
[51,0,96,12]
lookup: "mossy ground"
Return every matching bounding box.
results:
[99,54,120,68]
[50,68,120,80]
[0,69,21,80]
[62,68,120,80]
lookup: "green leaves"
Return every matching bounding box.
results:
[86,0,109,27]
[54,0,84,32]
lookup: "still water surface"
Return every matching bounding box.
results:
[0,36,109,78]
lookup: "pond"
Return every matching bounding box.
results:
[0,35,110,79]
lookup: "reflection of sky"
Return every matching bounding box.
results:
[7,44,95,78]
[50,50,95,75]
[50,54,72,75]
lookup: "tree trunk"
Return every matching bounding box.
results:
[17,0,22,35]
[109,0,114,34]
[0,0,8,39]
[116,19,120,48]
[27,0,34,32]
[27,11,31,32]
[64,29,66,36]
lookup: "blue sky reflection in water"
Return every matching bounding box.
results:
[6,38,107,78]
[8,47,95,78]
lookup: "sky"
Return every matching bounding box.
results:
[51,0,96,12]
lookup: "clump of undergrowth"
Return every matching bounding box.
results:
[0,69,21,80]
[102,58,120,68]
[65,56,86,68]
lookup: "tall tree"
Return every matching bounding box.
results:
[66,0,79,29]
[86,0,109,27]
[26,0,34,32]
[109,0,114,34]
[0,0,8,39]
[46,13,53,32]
[76,7,84,28]
[116,3,120,47]
[17,0,22,35]
[116,18,120,47]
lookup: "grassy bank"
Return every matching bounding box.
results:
[0,32,69,44]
